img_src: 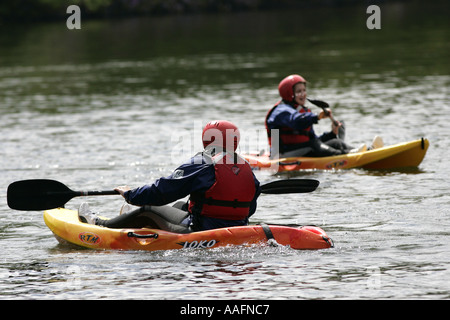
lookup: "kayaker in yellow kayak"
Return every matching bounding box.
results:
[265,74,382,159]
[78,120,261,233]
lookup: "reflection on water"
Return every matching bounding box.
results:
[1,3,448,81]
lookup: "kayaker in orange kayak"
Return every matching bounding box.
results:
[265,74,381,159]
[78,120,261,233]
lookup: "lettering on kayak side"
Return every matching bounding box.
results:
[325,159,348,169]
[79,232,101,245]
[177,239,218,249]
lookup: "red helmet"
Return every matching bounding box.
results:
[278,74,307,102]
[202,120,240,151]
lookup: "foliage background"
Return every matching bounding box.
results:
[1,0,389,21]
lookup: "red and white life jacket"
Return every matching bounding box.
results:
[265,102,313,152]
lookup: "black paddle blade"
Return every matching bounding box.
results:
[307,99,329,109]
[260,179,319,194]
[7,179,76,211]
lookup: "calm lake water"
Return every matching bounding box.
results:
[1,2,449,302]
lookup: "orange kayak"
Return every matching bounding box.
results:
[44,208,333,251]
[244,138,429,172]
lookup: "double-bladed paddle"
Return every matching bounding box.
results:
[7,178,319,211]
[307,98,340,127]
[308,98,345,140]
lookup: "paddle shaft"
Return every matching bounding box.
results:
[324,110,340,127]
[70,190,118,197]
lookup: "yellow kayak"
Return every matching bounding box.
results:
[244,138,429,172]
[44,208,333,251]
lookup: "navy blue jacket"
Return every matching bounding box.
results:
[123,152,261,230]
[266,102,335,141]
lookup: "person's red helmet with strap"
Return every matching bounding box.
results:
[278,74,307,102]
[202,120,241,151]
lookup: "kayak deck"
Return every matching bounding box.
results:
[44,208,333,251]
[244,138,429,172]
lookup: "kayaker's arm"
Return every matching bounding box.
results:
[290,110,319,131]
[248,173,261,218]
[268,104,319,135]
[122,158,216,207]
